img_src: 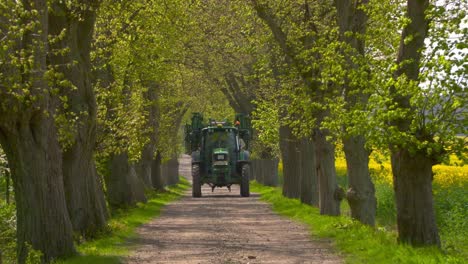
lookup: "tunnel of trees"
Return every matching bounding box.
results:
[0,0,466,263]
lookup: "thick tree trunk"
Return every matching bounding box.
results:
[299,138,319,206]
[251,159,278,186]
[313,128,342,216]
[343,135,376,225]
[0,1,76,261]
[334,0,376,225]
[137,144,154,188]
[151,152,165,190]
[0,120,76,263]
[137,81,159,189]
[165,156,180,186]
[391,149,440,246]
[106,153,147,209]
[390,0,439,246]
[279,126,301,198]
[48,2,108,236]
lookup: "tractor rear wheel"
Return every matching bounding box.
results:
[240,164,250,197]
[192,164,202,197]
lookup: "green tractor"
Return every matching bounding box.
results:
[184,113,252,197]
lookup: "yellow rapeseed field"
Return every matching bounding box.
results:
[335,157,468,188]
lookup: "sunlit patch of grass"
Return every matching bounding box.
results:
[55,177,190,264]
[251,181,465,264]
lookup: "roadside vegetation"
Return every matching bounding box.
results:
[270,155,468,263]
[252,166,467,264]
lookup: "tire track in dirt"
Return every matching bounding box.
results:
[126,155,342,264]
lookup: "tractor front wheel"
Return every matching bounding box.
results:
[240,164,250,197]
[192,164,202,197]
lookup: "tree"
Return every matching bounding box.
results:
[251,0,343,215]
[365,0,467,246]
[0,0,76,262]
[48,0,108,236]
[332,0,377,225]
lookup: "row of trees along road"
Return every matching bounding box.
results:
[188,0,466,248]
[0,0,466,263]
[0,0,234,262]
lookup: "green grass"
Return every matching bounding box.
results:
[251,181,465,264]
[56,177,190,264]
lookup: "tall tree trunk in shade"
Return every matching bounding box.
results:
[390,0,440,246]
[334,0,376,226]
[0,119,77,263]
[0,1,76,262]
[299,138,318,206]
[279,125,301,199]
[107,153,147,209]
[151,151,165,190]
[48,1,108,236]
[343,135,376,225]
[392,149,439,245]
[137,144,154,188]
[313,125,343,216]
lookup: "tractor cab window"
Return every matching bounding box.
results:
[204,130,237,152]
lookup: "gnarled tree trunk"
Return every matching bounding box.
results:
[48,1,108,236]
[0,1,76,261]
[0,120,76,263]
[251,159,279,186]
[343,135,376,225]
[137,144,154,188]
[313,126,342,216]
[299,138,318,206]
[334,0,376,226]
[107,153,147,209]
[279,125,301,198]
[165,156,180,186]
[151,151,165,190]
[391,149,439,245]
[390,0,440,246]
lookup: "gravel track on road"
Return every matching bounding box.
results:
[126,155,342,264]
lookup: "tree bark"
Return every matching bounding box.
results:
[0,121,76,263]
[106,153,147,209]
[313,126,342,216]
[48,1,108,236]
[390,0,440,246]
[136,81,160,188]
[343,135,376,225]
[251,159,279,186]
[279,125,301,198]
[137,144,154,188]
[392,149,439,246]
[165,156,180,186]
[0,0,76,261]
[334,0,376,225]
[151,151,165,190]
[299,138,319,206]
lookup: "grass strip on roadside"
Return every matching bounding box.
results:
[251,181,464,264]
[56,177,190,264]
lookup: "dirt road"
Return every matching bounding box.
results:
[126,156,342,264]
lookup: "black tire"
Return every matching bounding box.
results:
[240,164,250,197]
[192,164,202,197]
